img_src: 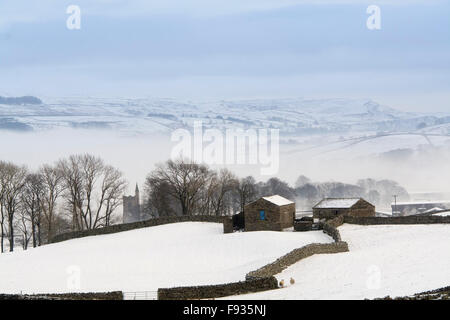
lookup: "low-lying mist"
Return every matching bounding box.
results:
[1,128,449,200]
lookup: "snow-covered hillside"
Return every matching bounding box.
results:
[222,224,450,300]
[1,97,449,137]
[0,222,332,294]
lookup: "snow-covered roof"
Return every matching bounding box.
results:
[423,207,444,214]
[314,198,361,209]
[262,195,294,206]
[376,211,392,217]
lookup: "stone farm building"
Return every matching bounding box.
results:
[244,195,295,231]
[313,198,375,220]
[391,200,450,216]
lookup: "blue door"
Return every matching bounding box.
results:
[259,210,266,220]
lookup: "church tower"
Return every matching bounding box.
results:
[123,183,142,223]
[135,183,140,206]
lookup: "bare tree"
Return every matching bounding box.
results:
[143,180,179,218]
[0,161,8,253]
[209,169,239,216]
[144,160,239,217]
[92,164,127,228]
[59,154,127,230]
[0,162,27,252]
[17,207,32,250]
[39,164,64,242]
[145,159,212,216]
[20,173,44,247]
[237,176,258,214]
[58,155,84,231]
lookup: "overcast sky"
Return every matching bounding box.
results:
[0,0,449,112]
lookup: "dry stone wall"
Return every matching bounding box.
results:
[51,215,233,243]
[245,242,349,280]
[344,215,450,225]
[0,291,123,300]
[321,215,345,242]
[246,214,348,280]
[158,277,278,300]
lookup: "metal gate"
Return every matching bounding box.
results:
[123,291,158,300]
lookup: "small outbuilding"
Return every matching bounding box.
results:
[244,195,295,231]
[313,198,375,220]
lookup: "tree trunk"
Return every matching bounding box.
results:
[37,218,41,246]
[32,219,37,248]
[0,226,3,253]
[9,218,14,252]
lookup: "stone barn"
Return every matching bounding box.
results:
[313,198,375,220]
[244,195,295,231]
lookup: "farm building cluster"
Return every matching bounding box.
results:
[123,184,378,232]
[123,185,450,232]
[232,196,375,232]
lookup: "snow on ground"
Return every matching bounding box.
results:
[0,222,332,294]
[222,224,450,300]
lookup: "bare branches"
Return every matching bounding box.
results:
[40,164,64,241]
[144,159,238,217]
[58,154,127,231]
[20,173,44,248]
[0,161,27,252]
[0,153,127,252]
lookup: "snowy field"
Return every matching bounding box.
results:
[222,224,450,300]
[0,222,332,294]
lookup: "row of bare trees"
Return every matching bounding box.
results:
[0,154,127,252]
[143,159,261,218]
[143,158,411,219]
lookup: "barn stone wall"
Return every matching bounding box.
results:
[347,200,376,217]
[244,199,294,231]
[50,215,233,244]
[313,199,375,220]
[314,208,350,220]
[279,203,295,229]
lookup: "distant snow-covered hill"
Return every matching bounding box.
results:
[0,97,448,137]
[1,96,449,161]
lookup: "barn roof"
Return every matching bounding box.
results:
[313,198,362,209]
[262,195,294,206]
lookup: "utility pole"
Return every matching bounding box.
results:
[393,195,398,216]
